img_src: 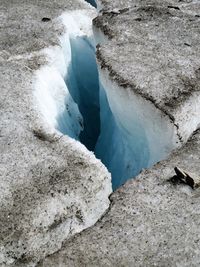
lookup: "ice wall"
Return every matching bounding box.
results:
[96,69,180,189]
[66,36,100,151]
[35,64,83,140]
[34,10,97,144]
[94,83,149,189]
[91,18,181,189]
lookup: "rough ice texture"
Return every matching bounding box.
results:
[38,0,200,266]
[39,130,200,267]
[94,0,200,143]
[0,1,111,266]
[1,0,200,266]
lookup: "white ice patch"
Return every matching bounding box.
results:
[34,9,96,140]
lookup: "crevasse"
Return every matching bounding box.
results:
[62,34,151,189]
[64,36,100,151]
[60,13,179,189]
[35,9,179,190]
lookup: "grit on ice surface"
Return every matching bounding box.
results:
[0,1,112,266]
[39,0,200,266]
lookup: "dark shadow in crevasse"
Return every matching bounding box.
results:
[85,0,97,8]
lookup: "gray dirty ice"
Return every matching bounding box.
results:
[1,0,200,266]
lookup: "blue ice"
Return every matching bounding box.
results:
[66,36,100,151]
[58,35,150,190]
[95,84,150,190]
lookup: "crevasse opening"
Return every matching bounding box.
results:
[52,10,179,190]
[56,35,151,190]
[65,37,100,151]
